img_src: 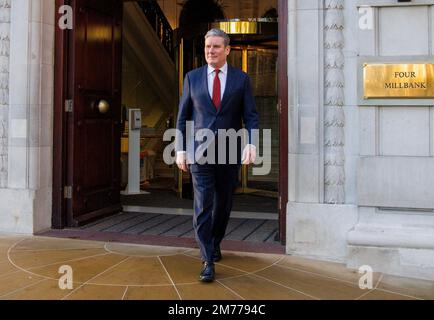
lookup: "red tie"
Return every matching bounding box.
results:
[212,69,221,109]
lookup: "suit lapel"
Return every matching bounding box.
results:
[218,65,234,114]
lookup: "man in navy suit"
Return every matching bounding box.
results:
[176,29,259,282]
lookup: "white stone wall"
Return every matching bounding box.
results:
[356,3,434,208]
[286,0,434,280]
[286,0,358,263]
[348,0,434,280]
[0,0,54,233]
[287,0,322,205]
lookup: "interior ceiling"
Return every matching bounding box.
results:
[123,0,278,29]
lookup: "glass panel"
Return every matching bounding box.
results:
[227,49,243,70]
[247,49,278,193]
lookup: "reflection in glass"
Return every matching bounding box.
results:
[247,49,278,193]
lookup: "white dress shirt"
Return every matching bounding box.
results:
[207,63,227,101]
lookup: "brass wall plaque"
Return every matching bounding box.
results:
[363,63,434,99]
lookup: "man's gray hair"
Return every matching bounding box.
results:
[205,29,230,47]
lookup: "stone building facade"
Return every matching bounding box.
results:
[0,0,433,280]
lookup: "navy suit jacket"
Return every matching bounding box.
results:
[176,64,259,164]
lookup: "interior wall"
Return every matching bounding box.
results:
[122,2,177,130]
[122,43,164,128]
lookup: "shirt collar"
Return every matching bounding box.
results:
[208,62,228,76]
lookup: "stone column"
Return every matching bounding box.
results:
[0,0,10,188]
[0,0,55,233]
[286,0,357,263]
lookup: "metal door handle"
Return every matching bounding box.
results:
[97,99,110,114]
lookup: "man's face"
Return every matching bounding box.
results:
[205,36,230,68]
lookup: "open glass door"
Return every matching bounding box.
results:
[229,46,278,198]
[246,47,279,197]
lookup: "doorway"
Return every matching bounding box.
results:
[52,0,288,249]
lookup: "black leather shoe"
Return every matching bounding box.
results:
[213,246,222,262]
[199,262,215,282]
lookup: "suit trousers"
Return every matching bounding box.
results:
[189,163,240,263]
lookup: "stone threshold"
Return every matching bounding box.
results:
[37,229,286,255]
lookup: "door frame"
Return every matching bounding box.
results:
[278,0,288,245]
[52,0,70,229]
[52,0,289,243]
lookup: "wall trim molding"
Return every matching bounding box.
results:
[324,0,345,204]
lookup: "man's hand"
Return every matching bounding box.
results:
[176,152,188,172]
[241,144,256,165]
